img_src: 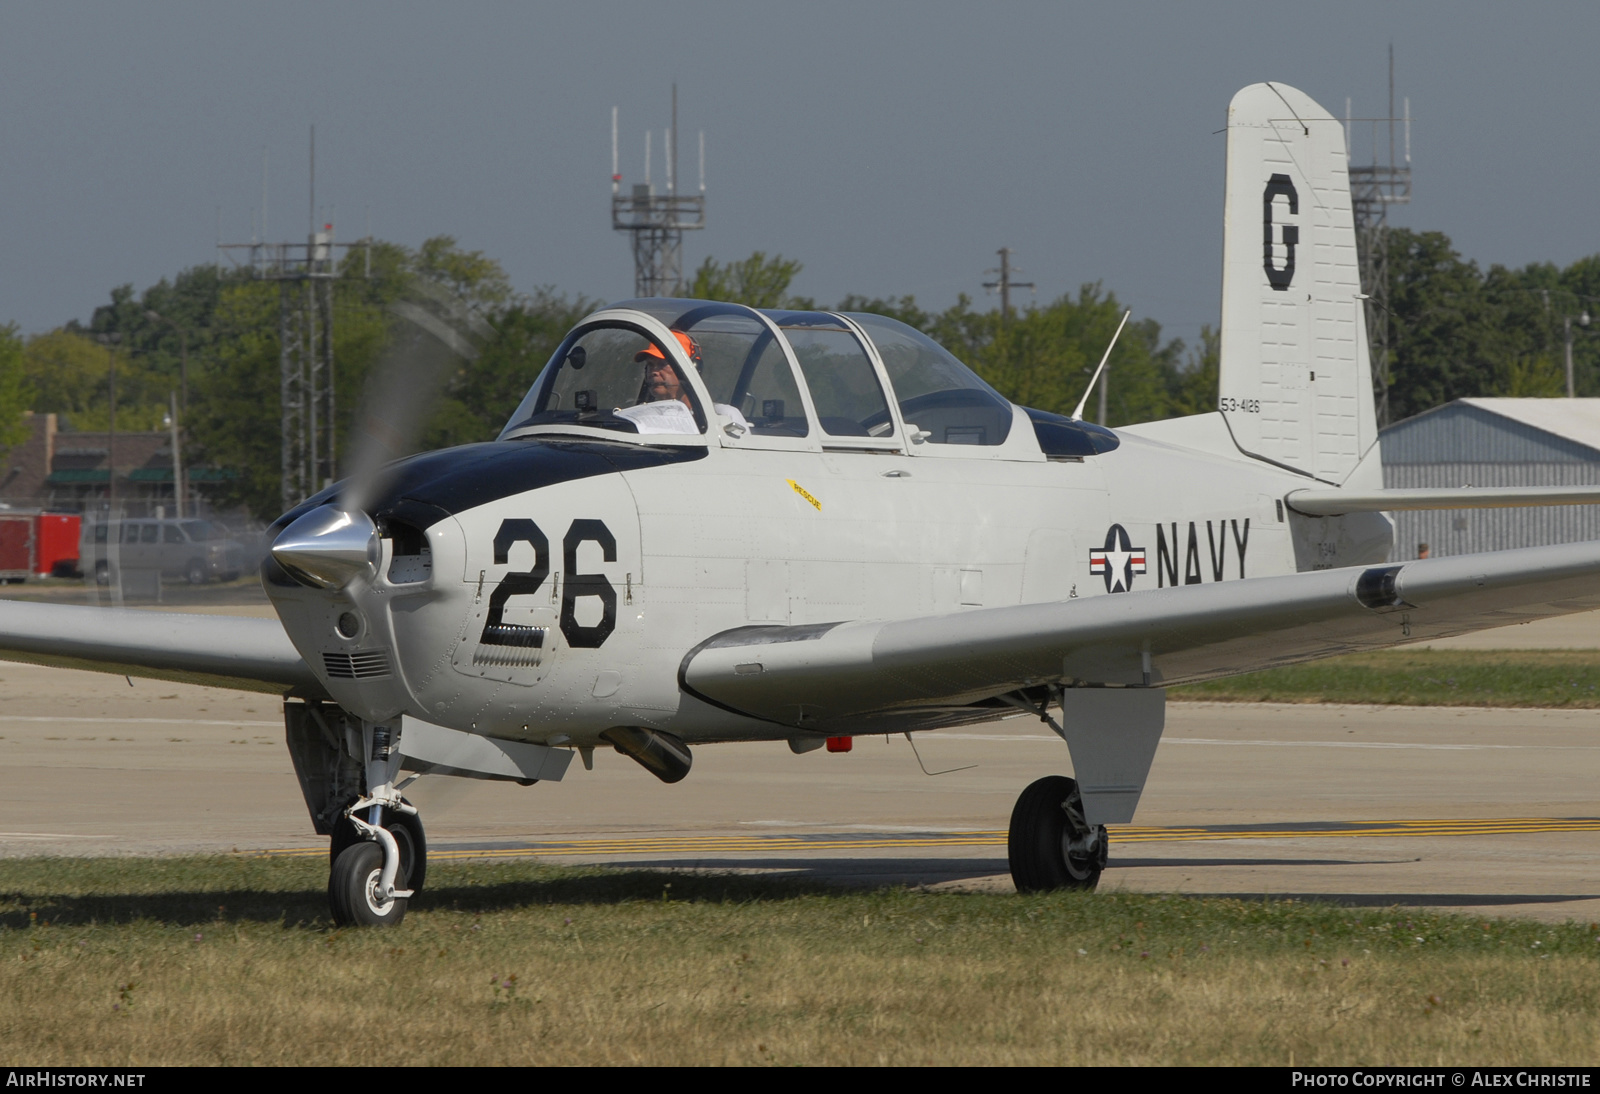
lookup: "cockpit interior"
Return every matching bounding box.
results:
[500,299,1118,459]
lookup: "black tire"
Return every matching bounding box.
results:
[328,841,407,927]
[94,561,109,586]
[329,805,426,893]
[1008,775,1106,893]
[185,559,208,585]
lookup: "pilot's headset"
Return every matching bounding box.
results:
[634,330,703,402]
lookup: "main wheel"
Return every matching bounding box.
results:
[1008,775,1106,893]
[94,561,109,586]
[328,841,408,927]
[329,805,426,893]
[185,559,208,585]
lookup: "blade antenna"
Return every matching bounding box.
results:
[1070,309,1132,421]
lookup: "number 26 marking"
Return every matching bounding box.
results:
[485,518,617,649]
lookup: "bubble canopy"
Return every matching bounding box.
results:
[500,299,1015,446]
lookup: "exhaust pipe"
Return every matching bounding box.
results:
[600,727,693,784]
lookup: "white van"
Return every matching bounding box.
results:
[81,518,246,585]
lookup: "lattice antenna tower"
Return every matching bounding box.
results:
[217,126,371,512]
[1346,46,1413,428]
[611,85,706,297]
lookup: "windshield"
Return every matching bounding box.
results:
[845,314,1013,445]
[501,322,707,436]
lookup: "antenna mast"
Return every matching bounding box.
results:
[610,85,706,296]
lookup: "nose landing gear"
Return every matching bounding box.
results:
[328,797,426,927]
[320,720,430,927]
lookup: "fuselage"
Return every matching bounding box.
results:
[263,302,1394,747]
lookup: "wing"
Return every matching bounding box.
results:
[1288,486,1600,514]
[680,541,1600,731]
[0,601,323,695]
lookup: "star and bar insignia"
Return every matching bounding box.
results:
[1089,523,1146,593]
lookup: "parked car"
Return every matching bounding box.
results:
[81,518,247,585]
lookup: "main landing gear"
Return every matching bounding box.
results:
[1008,775,1107,892]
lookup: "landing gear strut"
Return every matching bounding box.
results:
[1008,775,1107,892]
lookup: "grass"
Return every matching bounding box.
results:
[3,856,1600,1065]
[1172,649,1600,708]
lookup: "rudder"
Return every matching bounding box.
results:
[1217,82,1379,489]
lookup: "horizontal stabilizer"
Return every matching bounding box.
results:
[681,541,1600,730]
[1286,485,1600,515]
[0,602,321,695]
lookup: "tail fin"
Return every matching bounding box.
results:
[1217,83,1379,487]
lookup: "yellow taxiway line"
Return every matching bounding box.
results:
[261,817,1600,861]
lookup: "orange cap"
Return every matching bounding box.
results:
[637,330,701,366]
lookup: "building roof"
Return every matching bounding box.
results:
[1382,398,1600,464]
[1459,398,1600,451]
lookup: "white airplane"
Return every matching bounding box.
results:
[6,83,1600,926]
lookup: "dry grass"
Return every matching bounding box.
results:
[3,856,1600,1065]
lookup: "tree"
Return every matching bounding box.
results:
[181,237,591,518]
[1383,228,1600,418]
[689,252,810,309]
[0,325,32,455]
[187,262,393,519]
[421,289,595,451]
[411,236,514,313]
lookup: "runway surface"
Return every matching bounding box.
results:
[2,601,1600,922]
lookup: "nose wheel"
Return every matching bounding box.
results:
[326,799,426,927]
[330,842,407,926]
[1008,775,1107,892]
[330,803,427,893]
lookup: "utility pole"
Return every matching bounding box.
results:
[166,393,183,519]
[145,309,191,516]
[1347,47,1413,428]
[218,127,370,512]
[983,247,1034,321]
[1566,311,1591,398]
[94,333,121,514]
[611,86,706,296]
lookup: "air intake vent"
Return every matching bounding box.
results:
[481,624,546,648]
[473,624,546,668]
[323,649,394,679]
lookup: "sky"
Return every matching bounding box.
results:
[3,1,1599,357]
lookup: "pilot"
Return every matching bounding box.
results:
[615,330,754,435]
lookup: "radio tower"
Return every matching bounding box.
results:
[1347,47,1413,428]
[611,85,706,297]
